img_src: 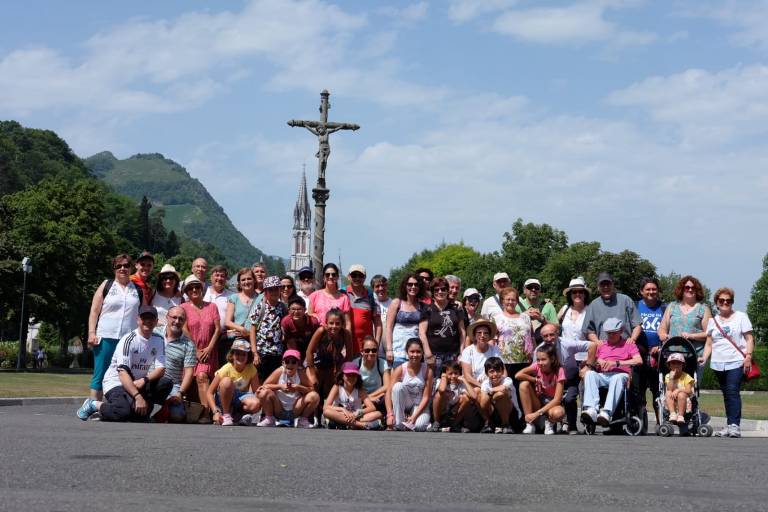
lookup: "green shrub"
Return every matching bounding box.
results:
[0,341,19,367]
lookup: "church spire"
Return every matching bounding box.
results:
[289,165,312,278]
[293,164,311,230]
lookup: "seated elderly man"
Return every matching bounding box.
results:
[580,318,641,427]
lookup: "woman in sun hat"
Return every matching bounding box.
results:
[151,263,183,327]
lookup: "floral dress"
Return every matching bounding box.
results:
[249,300,287,356]
[493,312,533,364]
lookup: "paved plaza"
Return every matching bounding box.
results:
[1,403,766,512]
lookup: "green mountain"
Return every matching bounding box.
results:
[85,151,281,271]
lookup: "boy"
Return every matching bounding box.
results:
[665,353,694,425]
[430,361,472,432]
[478,357,516,434]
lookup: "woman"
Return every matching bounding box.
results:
[460,319,502,391]
[249,276,288,381]
[151,264,183,327]
[385,338,433,431]
[558,277,590,344]
[279,275,299,304]
[419,277,466,373]
[461,289,482,327]
[385,273,425,368]
[225,268,257,342]
[86,254,143,400]
[702,287,755,438]
[658,275,712,382]
[181,275,221,422]
[307,263,352,329]
[493,287,534,384]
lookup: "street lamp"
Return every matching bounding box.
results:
[17,257,32,369]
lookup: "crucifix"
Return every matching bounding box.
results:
[288,90,360,285]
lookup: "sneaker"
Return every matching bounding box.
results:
[257,415,276,427]
[727,424,741,438]
[522,423,535,434]
[428,421,441,432]
[460,426,472,433]
[669,412,679,423]
[580,408,597,424]
[500,426,514,434]
[714,426,730,437]
[402,421,416,431]
[568,428,580,435]
[596,410,611,427]
[239,413,261,426]
[480,422,493,434]
[364,419,382,430]
[296,417,312,429]
[221,414,234,426]
[494,426,504,434]
[544,420,555,435]
[77,399,97,421]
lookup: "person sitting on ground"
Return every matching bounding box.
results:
[385,338,433,431]
[459,319,502,394]
[581,317,642,427]
[664,353,693,426]
[77,305,171,422]
[352,336,390,418]
[206,339,262,426]
[430,360,474,432]
[161,306,197,423]
[257,349,319,428]
[477,356,516,434]
[516,343,566,435]
[322,361,383,430]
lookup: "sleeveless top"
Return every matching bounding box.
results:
[559,307,587,343]
[333,386,362,411]
[313,331,346,369]
[400,362,427,402]
[392,301,422,359]
[276,369,301,411]
[668,301,706,354]
[96,280,141,339]
[228,293,254,330]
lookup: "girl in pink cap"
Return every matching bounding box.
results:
[323,362,383,430]
[257,349,319,428]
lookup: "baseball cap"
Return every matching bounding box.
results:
[138,305,158,318]
[603,317,623,333]
[667,353,686,364]
[137,250,154,262]
[463,287,482,299]
[282,349,301,361]
[341,361,361,376]
[524,278,541,288]
[597,272,614,284]
[348,264,366,276]
[493,272,510,282]
[297,266,313,277]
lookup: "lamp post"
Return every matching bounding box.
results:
[17,257,32,370]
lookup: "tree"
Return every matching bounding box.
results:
[500,219,568,288]
[139,195,152,251]
[747,253,768,344]
[587,250,657,299]
[540,241,601,305]
[166,230,180,257]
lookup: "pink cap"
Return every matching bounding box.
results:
[341,361,360,376]
[282,349,301,361]
[667,353,686,364]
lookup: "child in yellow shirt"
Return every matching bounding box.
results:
[665,353,694,425]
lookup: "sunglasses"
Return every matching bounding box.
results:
[571,290,585,296]
[362,348,378,354]
[350,273,365,279]
[526,285,541,291]
[684,285,696,291]
[717,298,733,305]
[406,282,420,288]
[232,350,248,357]
[187,285,202,291]
[283,358,299,365]
[433,287,448,292]
[114,263,131,269]
[281,285,294,289]
[325,272,338,278]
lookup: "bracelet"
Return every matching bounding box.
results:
[132,392,140,399]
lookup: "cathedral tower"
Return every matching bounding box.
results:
[289,167,311,277]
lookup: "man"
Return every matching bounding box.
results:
[581,318,642,426]
[517,278,559,339]
[582,272,642,344]
[251,262,267,294]
[536,323,592,434]
[296,266,315,308]
[480,272,510,319]
[191,257,209,288]
[204,265,234,362]
[77,305,171,422]
[415,267,433,303]
[345,264,382,355]
[249,276,288,381]
[636,276,666,424]
[130,251,154,301]
[370,274,391,358]
[445,275,462,307]
[161,306,196,423]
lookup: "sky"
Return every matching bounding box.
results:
[2,0,767,307]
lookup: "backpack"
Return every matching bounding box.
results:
[102,279,144,305]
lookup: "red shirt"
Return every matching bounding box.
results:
[281,314,320,360]
[130,274,150,304]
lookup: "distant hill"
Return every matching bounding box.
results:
[85,151,281,271]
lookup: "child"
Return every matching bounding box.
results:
[478,356,517,434]
[257,349,320,428]
[205,339,262,426]
[430,360,473,432]
[322,361,383,430]
[515,343,566,435]
[665,353,694,425]
[385,338,434,431]
[305,308,354,403]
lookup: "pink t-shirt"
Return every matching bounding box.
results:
[529,362,566,398]
[596,340,640,375]
[309,290,351,326]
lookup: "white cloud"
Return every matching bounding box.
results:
[378,2,429,24]
[447,0,519,22]
[695,0,768,50]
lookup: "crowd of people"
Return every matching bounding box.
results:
[76,251,756,438]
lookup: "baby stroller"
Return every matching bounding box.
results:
[655,337,713,437]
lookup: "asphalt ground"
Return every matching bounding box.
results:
[1,404,766,512]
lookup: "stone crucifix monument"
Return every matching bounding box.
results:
[288,90,359,285]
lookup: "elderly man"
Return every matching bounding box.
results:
[445,275,462,306]
[480,272,510,319]
[581,318,642,426]
[345,264,382,354]
[161,306,197,422]
[517,278,558,336]
[77,305,171,422]
[296,266,315,308]
[582,272,642,344]
[204,265,234,362]
[251,262,268,294]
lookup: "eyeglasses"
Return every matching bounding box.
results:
[114,263,131,269]
[526,285,541,291]
[571,290,585,296]
[350,273,365,279]
[325,272,338,278]
[406,282,420,288]
[281,285,294,289]
[433,287,448,292]
[474,331,491,338]
[187,285,202,291]
[717,298,733,305]
[684,285,696,291]
[362,348,378,354]
[283,358,299,365]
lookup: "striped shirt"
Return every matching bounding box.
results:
[163,333,197,386]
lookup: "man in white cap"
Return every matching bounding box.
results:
[581,317,642,426]
[345,264,382,356]
[480,272,511,319]
[517,277,559,338]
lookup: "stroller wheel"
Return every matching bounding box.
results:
[698,424,714,437]
[658,423,674,437]
[623,415,644,437]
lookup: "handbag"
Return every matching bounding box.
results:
[713,318,761,381]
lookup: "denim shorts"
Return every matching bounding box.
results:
[215,389,256,411]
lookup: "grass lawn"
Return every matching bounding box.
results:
[0,373,90,398]
[697,393,768,421]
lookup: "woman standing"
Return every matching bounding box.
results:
[86,254,143,400]
[225,268,257,341]
[385,273,425,369]
[279,275,299,304]
[419,277,466,373]
[461,289,482,327]
[181,275,221,422]
[493,287,534,384]
[151,264,183,327]
[308,263,352,329]
[702,287,755,438]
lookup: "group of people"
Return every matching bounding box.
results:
[76,252,756,438]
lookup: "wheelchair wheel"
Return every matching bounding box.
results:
[698,424,714,437]
[658,423,674,437]
[623,415,644,436]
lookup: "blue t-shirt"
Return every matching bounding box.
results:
[637,300,666,348]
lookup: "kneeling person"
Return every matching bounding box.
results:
[206,339,262,426]
[257,349,320,428]
[77,306,171,422]
[478,357,517,434]
[430,361,473,432]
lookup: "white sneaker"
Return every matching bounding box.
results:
[714,426,730,437]
[580,408,597,424]
[523,423,535,434]
[296,417,312,429]
[257,415,276,427]
[727,424,741,438]
[596,410,611,427]
[544,420,555,435]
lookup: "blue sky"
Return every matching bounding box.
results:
[2,0,767,307]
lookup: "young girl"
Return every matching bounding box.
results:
[322,362,383,430]
[305,308,354,403]
[352,336,390,416]
[257,350,320,428]
[516,343,566,435]
[205,339,261,426]
[385,338,433,431]
[665,353,694,425]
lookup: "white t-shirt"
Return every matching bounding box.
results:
[460,343,502,381]
[706,312,753,365]
[151,293,182,327]
[481,376,514,398]
[480,295,502,319]
[374,297,393,357]
[433,380,467,408]
[102,329,166,394]
[559,306,587,344]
